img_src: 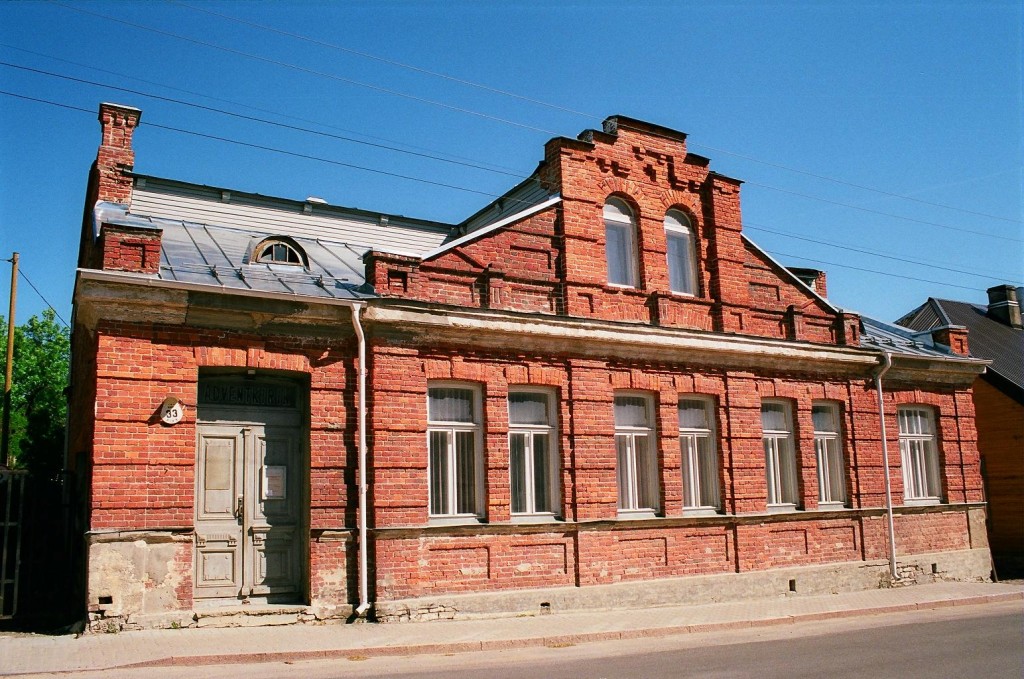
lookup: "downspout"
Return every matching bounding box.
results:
[351,303,372,616]
[873,350,899,581]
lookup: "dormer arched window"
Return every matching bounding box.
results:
[252,238,307,267]
[665,209,698,295]
[604,198,638,287]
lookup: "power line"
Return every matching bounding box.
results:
[690,143,1022,225]
[3,89,1017,295]
[764,249,982,292]
[744,180,1022,243]
[167,0,1022,226]
[0,90,530,204]
[745,223,1023,284]
[0,42,528,176]
[170,0,597,121]
[0,59,528,179]
[50,2,1024,235]
[8,54,1019,250]
[51,1,562,136]
[17,269,69,328]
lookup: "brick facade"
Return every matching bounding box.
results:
[70,108,990,629]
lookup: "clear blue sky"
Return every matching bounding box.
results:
[1,1,1021,329]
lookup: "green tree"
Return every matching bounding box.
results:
[0,309,70,478]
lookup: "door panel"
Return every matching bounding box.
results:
[195,422,303,602]
[194,428,244,599]
[249,428,301,596]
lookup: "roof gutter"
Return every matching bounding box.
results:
[873,350,900,581]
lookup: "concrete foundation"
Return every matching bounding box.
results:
[374,548,993,622]
[86,531,192,632]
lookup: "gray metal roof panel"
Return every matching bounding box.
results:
[103,208,377,300]
[859,316,953,358]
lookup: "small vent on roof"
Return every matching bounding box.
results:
[306,196,327,204]
[379,215,389,228]
[221,191,231,203]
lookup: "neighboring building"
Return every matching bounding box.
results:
[898,286,1024,577]
[69,103,991,631]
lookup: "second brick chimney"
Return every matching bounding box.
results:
[96,103,142,204]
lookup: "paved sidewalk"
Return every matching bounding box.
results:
[1,581,1021,675]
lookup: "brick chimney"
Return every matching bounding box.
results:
[96,103,142,204]
[986,284,1023,329]
[91,103,160,274]
[931,325,970,356]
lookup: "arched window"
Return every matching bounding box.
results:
[253,238,306,267]
[604,198,637,287]
[665,209,697,295]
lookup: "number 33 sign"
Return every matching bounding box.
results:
[160,397,185,425]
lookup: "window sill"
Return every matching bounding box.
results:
[510,514,562,524]
[816,502,848,511]
[903,497,942,507]
[617,509,660,520]
[681,507,722,517]
[767,503,801,514]
[605,283,640,292]
[428,515,485,527]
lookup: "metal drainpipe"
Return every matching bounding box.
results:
[351,303,371,616]
[874,350,900,581]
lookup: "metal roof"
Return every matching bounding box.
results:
[101,203,376,300]
[859,316,956,358]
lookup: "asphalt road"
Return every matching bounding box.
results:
[23,600,1024,679]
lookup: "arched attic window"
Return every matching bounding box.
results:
[253,237,307,267]
[604,198,638,287]
[665,209,698,295]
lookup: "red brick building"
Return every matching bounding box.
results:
[898,286,1024,578]
[70,103,991,630]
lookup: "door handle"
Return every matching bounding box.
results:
[234,496,244,520]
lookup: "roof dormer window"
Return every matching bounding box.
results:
[252,238,307,267]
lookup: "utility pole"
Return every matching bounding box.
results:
[2,252,17,468]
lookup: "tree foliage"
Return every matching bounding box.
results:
[0,309,70,478]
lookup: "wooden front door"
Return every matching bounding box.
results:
[194,420,302,602]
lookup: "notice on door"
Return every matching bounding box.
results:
[263,466,287,500]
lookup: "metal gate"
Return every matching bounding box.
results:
[0,469,26,620]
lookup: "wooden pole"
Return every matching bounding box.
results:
[2,252,17,468]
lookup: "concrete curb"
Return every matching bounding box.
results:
[113,591,1024,671]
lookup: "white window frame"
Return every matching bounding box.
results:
[508,388,560,520]
[665,209,698,296]
[761,400,800,511]
[604,198,638,288]
[614,392,660,516]
[427,383,484,521]
[678,396,720,513]
[898,406,942,504]
[812,401,847,508]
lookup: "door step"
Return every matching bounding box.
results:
[194,605,310,628]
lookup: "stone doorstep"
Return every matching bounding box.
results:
[193,605,311,628]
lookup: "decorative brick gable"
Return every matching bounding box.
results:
[366,116,859,346]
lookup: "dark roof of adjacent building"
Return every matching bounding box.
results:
[898,298,1024,396]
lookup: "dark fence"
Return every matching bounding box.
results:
[0,468,79,631]
[0,469,26,620]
